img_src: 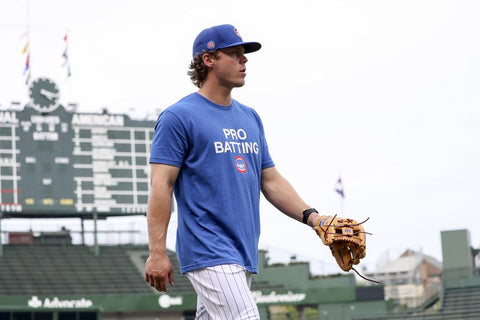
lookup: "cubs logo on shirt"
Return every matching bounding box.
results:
[234,156,247,173]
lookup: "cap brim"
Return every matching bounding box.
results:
[222,41,262,54]
[243,42,262,53]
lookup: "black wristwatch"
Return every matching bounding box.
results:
[302,208,318,224]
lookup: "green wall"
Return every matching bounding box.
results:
[441,229,474,281]
[257,251,355,291]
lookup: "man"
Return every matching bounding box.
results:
[145,24,322,319]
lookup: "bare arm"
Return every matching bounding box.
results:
[144,163,180,292]
[261,166,321,228]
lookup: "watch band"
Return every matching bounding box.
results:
[302,208,318,224]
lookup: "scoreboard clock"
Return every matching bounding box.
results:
[28,77,61,113]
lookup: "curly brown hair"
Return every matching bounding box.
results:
[188,51,218,88]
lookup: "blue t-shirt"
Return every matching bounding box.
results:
[150,93,274,274]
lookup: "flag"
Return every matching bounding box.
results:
[24,53,31,84]
[62,33,71,77]
[21,41,29,54]
[21,32,31,85]
[23,53,30,75]
[334,177,345,198]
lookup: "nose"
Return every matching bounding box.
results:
[240,53,248,64]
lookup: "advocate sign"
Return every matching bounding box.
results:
[28,296,93,309]
[0,293,197,312]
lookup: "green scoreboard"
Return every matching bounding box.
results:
[0,78,156,218]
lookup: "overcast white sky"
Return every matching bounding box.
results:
[1,0,479,274]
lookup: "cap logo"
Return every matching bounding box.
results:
[234,28,242,40]
[207,40,215,50]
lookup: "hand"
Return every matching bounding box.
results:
[307,212,322,228]
[144,253,174,292]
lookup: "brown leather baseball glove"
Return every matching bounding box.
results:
[314,215,367,272]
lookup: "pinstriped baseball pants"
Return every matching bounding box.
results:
[186,264,260,320]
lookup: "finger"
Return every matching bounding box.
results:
[160,278,167,292]
[154,276,166,292]
[150,275,159,289]
[153,276,160,291]
[168,270,174,286]
[148,274,155,287]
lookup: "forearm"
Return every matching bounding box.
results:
[144,164,178,292]
[147,183,173,255]
[262,175,307,220]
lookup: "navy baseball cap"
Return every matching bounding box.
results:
[192,24,261,57]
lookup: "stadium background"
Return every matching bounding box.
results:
[0,93,479,319]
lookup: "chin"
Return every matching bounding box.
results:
[235,80,246,87]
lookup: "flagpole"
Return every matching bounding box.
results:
[335,176,345,214]
[340,195,345,215]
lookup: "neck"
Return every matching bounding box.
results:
[197,82,232,106]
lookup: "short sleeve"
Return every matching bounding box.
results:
[149,110,188,167]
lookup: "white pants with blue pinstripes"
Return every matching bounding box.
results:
[186,264,261,320]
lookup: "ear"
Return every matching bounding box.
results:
[202,53,215,68]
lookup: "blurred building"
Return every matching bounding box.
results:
[368,249,442,308]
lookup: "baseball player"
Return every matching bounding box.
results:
[144,24,357,319]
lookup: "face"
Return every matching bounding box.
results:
[205,45,248,89]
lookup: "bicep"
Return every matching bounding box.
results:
[261,166,281,195]
[150,163,180,190]
[147,164,179,219]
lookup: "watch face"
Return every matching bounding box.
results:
[29,77,60,113]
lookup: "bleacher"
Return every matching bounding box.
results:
[0,243,284,296]
[440,285,480,318]
[353,283,480,320]
[0,244,155,295]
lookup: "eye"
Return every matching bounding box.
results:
[224,48,244,58]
